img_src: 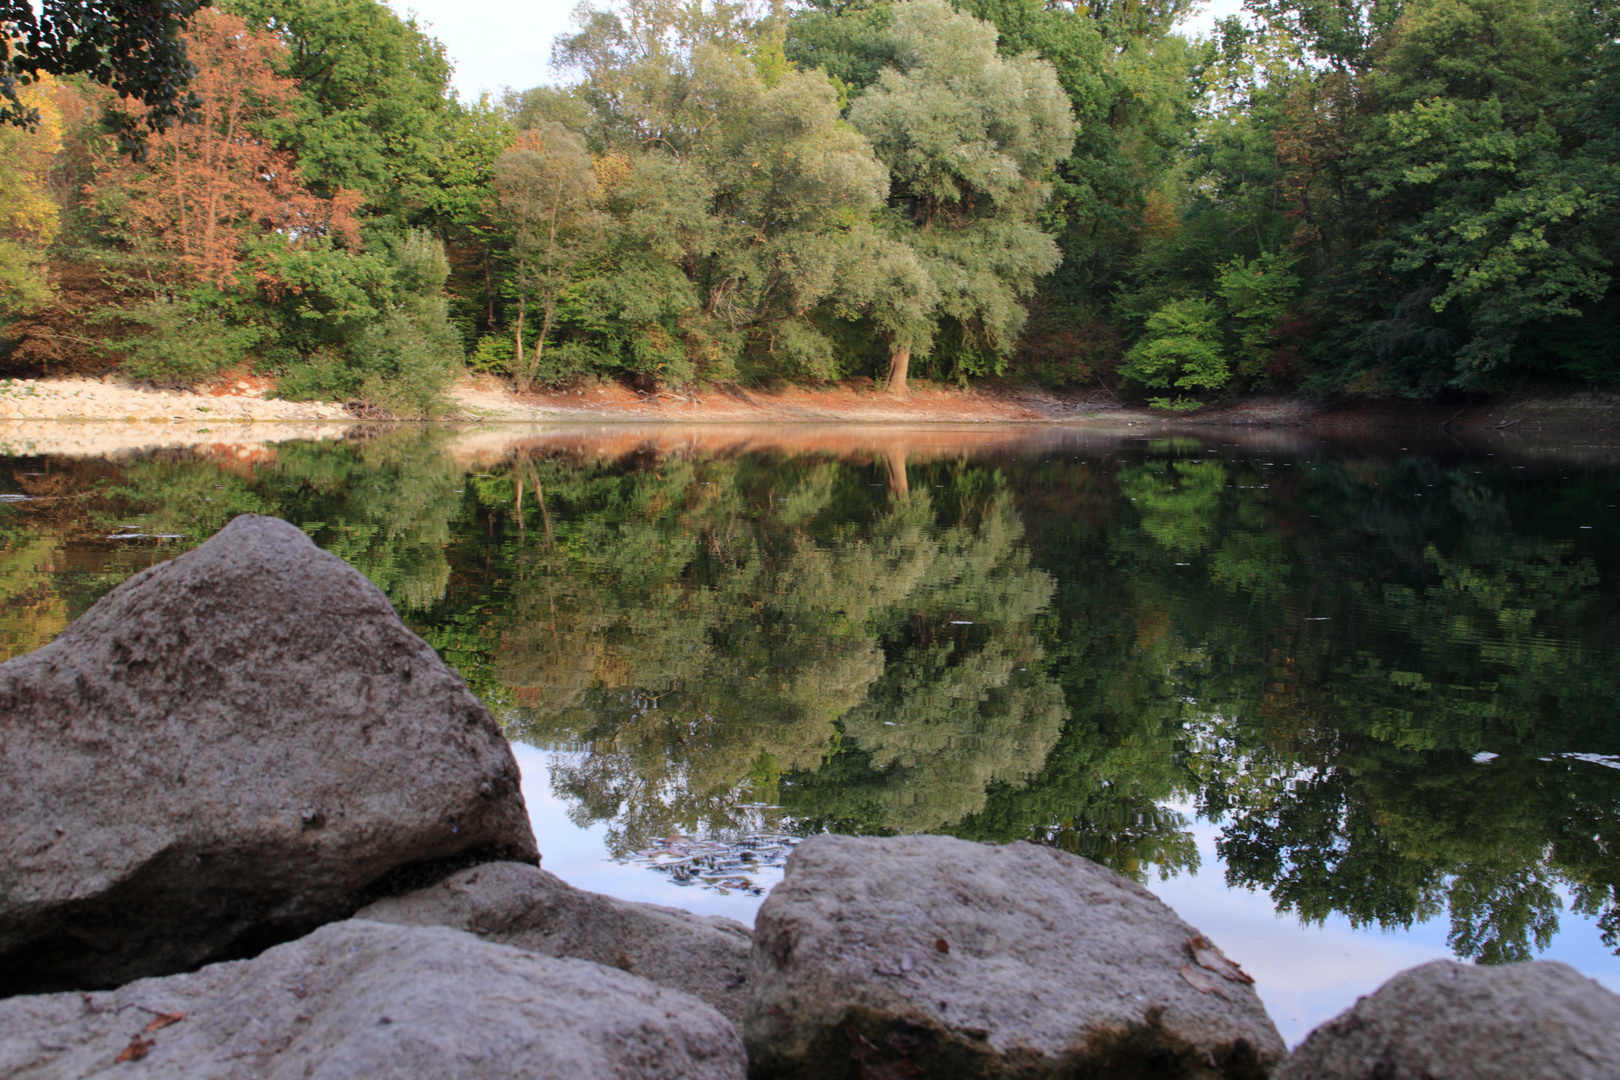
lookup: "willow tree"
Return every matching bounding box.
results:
[541,0,931,384]
[848,0,1073,393]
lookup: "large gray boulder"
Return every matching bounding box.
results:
[0,919,745,1080]
[0,515,538,996]
[357,861,754,1026]
[1274,958,1620,1080]
[746,834,1283,1080]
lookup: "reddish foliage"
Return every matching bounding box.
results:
[0,260,129,376]
[1013,317,1124,387]
[89,9,360,288]
[1266,316,1316,379]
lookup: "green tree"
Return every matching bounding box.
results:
[274,231,465,417]
[493,125,606,390]
[847,0,1074,392]
[1215,251,1301,378]
[961,0,1202,383]
[221,0,462,223]
[1119,297,1231,404]
[537,0,920,385]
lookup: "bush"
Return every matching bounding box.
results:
[469,333,514,375]
[102,299,262,388]
[270,231,464,417]
[276,346,360,403]
[349,296,463,418]
[1120,297,1231,397]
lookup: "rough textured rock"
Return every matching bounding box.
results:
[0,919,745,1080]
[0,515,537,996]
[1274,958,1620,1080]
[745,834,1283,1080]
[357,861,754,1026]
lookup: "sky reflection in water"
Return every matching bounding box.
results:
[1,422,1617,1044]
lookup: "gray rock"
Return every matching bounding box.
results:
[745,834,1283,1079]
[1274,958,1620,1080]
[357,861,754,1026]
[0,515,538,996]
[0,919,745,1080]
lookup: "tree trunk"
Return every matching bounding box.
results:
[513,267,528,394]
[885,343,911,396]
[884,446,909,499]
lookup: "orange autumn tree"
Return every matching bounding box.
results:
[92,8,360,289]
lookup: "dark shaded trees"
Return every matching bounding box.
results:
[0,0,204,151]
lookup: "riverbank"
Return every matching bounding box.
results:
[3,373,1618,435]
[460,378,1620,433]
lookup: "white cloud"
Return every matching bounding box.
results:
[386,0,576,100]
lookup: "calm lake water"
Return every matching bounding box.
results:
[2,422,1618,1043]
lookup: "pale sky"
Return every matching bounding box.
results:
[389,0,1247,102]
[511,743,1620,1049]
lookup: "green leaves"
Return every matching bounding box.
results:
[1,0,206,154]
[1216,251,1301,377]
[96,299,264,388]
[1120,297,1232,393]
[1375,97,1618,376]
[845,0,1072,385]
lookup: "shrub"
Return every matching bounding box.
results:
[276,346,359,403]
[102,299,262,388]
[270,231,464,417]
[469,333,514,375]
[349,295,463,418]
[1120,297,1231,396]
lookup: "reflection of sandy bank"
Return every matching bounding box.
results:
[447,423,1145,467]
[6,418,1615,469]
[445,422,1620,470]
[0,421,356,459]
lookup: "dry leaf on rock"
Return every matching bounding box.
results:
[114,1035,155,1062]
[1179,964,1232,1000]
[142,1011,186,1032]
[1188,935,1254,984]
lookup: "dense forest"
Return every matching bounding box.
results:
[1,0,1616,414]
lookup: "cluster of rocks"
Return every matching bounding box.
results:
[3,516,1617,1078]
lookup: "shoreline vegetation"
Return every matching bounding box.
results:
[2,0,1617,421]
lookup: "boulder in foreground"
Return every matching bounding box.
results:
[745,834,1283,1079]
[1274,958,1620,1080]
[357,861,753,1026]
[0,514,538,996]
[0,919,745,1080]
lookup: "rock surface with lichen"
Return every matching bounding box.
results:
[0,515,537,997]
[744,833,1284,1079]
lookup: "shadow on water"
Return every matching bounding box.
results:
[2,422,1618,968]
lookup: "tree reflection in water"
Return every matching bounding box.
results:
[0,426,1616,964]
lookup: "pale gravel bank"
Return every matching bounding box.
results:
[0,420,360,458]
[0,377,353,423]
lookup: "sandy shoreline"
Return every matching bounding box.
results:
[0,375,1615,461]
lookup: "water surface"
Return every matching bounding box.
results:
[3,422,1617,1043]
